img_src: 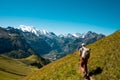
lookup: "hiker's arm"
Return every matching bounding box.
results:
[79,48,82,56]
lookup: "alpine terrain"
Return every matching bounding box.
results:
[23,30,120,80]
[0,26,105,80]
[19,25,105,61]
[0,27,50,80]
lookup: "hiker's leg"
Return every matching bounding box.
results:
[85,59,88,74]
[80,64,85,74]
[80,59,86,76]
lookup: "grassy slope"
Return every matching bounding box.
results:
[23,53,81,80]
[23,30,120,80]
[0,55,34,80]
[20,54,45,65]
[19,54,47,68]
[88,30,120,80]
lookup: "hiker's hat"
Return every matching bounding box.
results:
[81,43,85,46]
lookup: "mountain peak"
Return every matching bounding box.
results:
[19,25,38,36]
[39,29,49,35]
[72,33,85,38]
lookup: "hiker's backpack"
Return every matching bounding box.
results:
[80,47,90,59]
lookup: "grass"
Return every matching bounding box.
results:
[0,70,21,80]
[23,30,120,80]
[20,54,44,65]
[0,55,35,80]
[19,54,48,68]
[22,53,82,80]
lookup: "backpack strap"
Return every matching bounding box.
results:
[79,47,84,56]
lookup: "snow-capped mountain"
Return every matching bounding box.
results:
[72,33,85,38]
[19,25,39,36]
[59,33,85,39]
[19,25,58,38]
[59,31,104,39]
[59,33,75,38]
[19,25,105,40]
[38,30,57,38]
[39,29,49,35]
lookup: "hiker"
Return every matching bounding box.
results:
[79,43,90,79]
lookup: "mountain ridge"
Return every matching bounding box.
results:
[19,25,104,38]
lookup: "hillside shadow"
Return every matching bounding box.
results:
[89,67,103,76]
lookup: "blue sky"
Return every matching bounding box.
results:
[0,0,120,35]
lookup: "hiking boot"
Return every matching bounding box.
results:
[84,74,90,80]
